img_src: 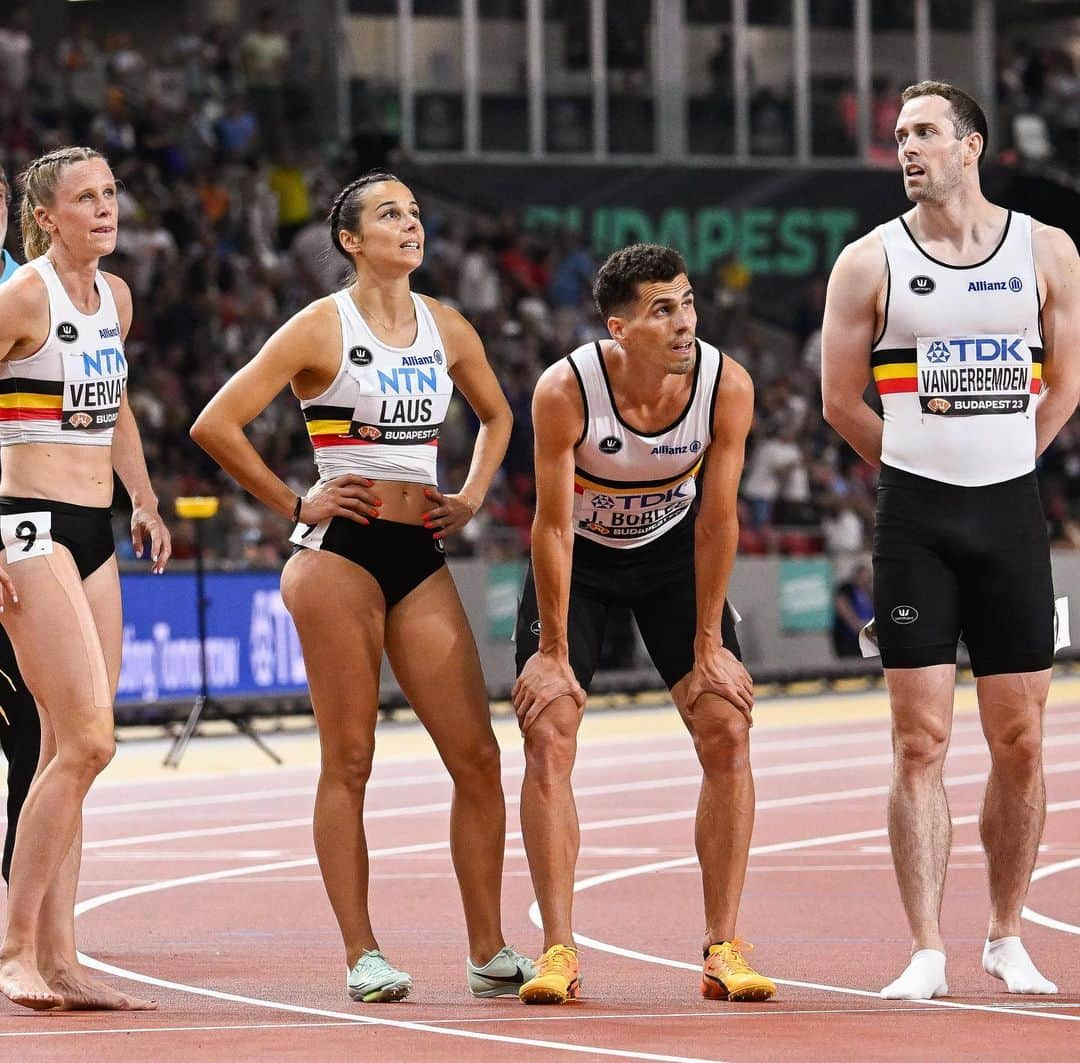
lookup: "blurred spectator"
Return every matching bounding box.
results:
[240,7,288,153]
[217,96,260,161]
[268,150,312,248]
[58,22,108,139]
[291,196,346,298]
[0,7,33,96]
[821,495,865,555]
[89,89,137,160]
[832,563,874,658]
[742,423,808,528]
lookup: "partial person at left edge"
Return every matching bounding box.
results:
[0,147,171,1012]
[0,162,43,899]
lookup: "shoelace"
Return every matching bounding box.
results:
[540,946,577,974]
[710,938,755,974]
[358,952,400,978]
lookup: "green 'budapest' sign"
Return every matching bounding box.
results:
[523,205,859,276]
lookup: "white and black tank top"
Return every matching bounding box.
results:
[297,290,454,485]
[871,211,1043,486]
[0,256,127,446]
[568,339,723,548]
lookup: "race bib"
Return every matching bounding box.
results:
[0,511,54,563]
[916,334,1034,417]
[288,519,328,549]
[347,357,449,447]
[62,347,127,431]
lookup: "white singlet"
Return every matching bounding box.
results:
[871,211,1043,486]
[298,290,454,485]
[568,339,723,548]
[0,256,127,447]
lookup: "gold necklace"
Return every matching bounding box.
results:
[356,296,411,333]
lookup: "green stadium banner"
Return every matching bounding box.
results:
[488,561,526,640]
[778,558,833,633]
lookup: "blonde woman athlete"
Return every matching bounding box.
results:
[0,147,171,1011]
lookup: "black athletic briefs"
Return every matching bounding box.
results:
[0,497,114,580]
[872,465,1054,675]
[514,514,740,691]
[292,516,446,608]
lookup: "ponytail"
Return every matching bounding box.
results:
[19,193,49,260]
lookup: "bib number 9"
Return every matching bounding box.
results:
[0,512,54,563]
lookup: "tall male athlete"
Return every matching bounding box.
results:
[823,81,1080,1000]
[0,162,41,887]
[512,243,774,1005]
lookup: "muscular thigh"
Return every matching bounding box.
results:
[280,549,386,755]
[0,544,111,717]
[82,556,123,699]
[385,567,496,767]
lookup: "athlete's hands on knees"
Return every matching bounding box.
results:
[0,561,18,612]
[131,503,173,575]
[683,645,754,725]
[299,475,383,525]
[422,487,478,539]
[512,650,586,733]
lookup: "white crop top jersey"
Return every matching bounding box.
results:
[0,257,127,447]
[300,290,454,485]
[871,211,1043,486]
[569,339,723,548]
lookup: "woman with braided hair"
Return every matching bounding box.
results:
[192,171,534,1002]
[0,146,169,1011]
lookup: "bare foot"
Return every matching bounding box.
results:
[46,969,157,1011]
[0,956,62,1011]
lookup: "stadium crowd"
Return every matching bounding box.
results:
[0,5,1078,570]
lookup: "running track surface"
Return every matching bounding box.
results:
[2,681,1078,1062]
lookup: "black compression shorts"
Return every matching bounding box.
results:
[514,514,740,691]
[872,465,1054,676]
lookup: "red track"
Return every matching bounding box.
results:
[3,703,1078,1061]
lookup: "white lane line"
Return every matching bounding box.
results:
[0,1021,365,1039]
[60,953,732,1063]
[414,1006,951,1023]
[1023,858,1080,935]
[559,797,1080,1025]
[76,708,1080,819]
[80,739,1080,853]
[66,739,1080,1054]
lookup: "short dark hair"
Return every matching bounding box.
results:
[593,243,689,318]
[900,80,989,166]
[0,162,8,206]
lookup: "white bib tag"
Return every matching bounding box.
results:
[62,347,126,431]
[916,334,1033,417]
[1054,596,1071,655]
[0,511,54,563]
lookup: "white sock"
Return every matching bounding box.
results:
[982,937,1058,994]
[880,949,948,1000]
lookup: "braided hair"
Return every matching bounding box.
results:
[18,146,107,260]
[327,169,401,264]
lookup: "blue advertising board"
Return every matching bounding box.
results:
[117,571,308,704]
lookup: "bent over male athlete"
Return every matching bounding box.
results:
[512,243,775,1005]
[823,81,1080,1001]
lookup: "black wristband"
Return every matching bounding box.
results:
[292,496,303,522]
